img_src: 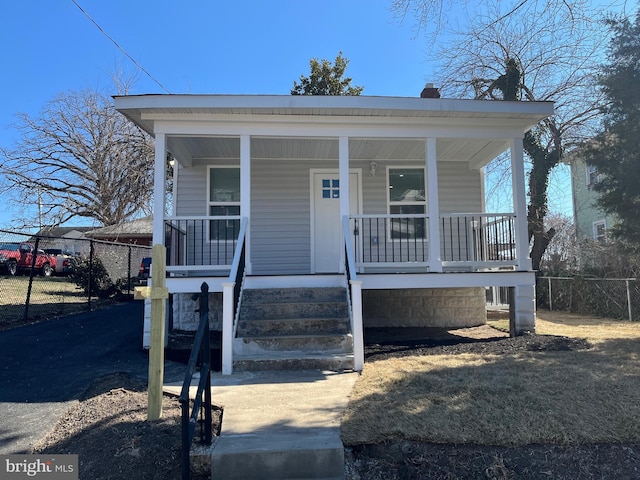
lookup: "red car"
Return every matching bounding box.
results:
[0,242,57,277]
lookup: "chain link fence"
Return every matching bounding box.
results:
[0,229,151,329]
[537,276,640,321]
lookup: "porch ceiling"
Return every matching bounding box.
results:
[116,94,553,169]
[167,136,509,168]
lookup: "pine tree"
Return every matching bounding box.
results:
[585,11,640,247]
[291,52,363,96]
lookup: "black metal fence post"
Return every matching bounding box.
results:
[23,237,40,322]
[88,240,94,310]
[127,245,132,294]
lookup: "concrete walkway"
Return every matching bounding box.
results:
[166,369,359,479]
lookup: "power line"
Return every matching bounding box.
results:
[70,0,171,94]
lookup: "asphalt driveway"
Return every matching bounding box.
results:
[0,301,184,454]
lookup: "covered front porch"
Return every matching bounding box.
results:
[114,94,553,375]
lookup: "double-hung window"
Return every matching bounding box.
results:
[388,167,426,239]
[593,219,606,242]
[586,164,599,187]
[208,167,240,241]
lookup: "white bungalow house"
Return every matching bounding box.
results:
[115,93,553,375]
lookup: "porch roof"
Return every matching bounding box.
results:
[116,94,552,130]
[114,94,554,168]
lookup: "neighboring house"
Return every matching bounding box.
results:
[570,156,615,242]
[32,226,93,255]
[115,93,553,374]
[85,216,153,245]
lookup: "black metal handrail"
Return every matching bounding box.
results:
[344,218,356,309]
[179,282,213,480]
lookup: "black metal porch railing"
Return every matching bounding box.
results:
[349,213,517,269]
[165,216,241,269]
[350,214,429,265]
[179,282,213,480]
[440,214,516,263]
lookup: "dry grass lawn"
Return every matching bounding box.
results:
[342,309,640,447]
[0,276,113,329]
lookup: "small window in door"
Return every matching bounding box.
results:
[321,178,340,199]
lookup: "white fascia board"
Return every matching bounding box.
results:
[154,119,527,140]
[360,271,536,289]
[166,277,226,293]
[144,112,542,132]
[115,94,553,118]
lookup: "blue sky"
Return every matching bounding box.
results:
[0,0,583,230]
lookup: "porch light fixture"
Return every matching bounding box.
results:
[369,161,377,177]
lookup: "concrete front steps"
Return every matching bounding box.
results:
[211,430,345,480]
[233,287,354,372]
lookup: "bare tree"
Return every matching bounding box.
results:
[422,0,611,271]
[0,88,154,228]
[391,0,626,40]
[539,213,579,275]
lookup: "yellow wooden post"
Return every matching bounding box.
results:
[134,244,168,420]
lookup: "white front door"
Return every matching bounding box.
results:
[312,170,360,273]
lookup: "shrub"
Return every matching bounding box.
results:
[70,256,118,298]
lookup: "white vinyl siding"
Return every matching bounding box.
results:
[438,162,482,213]
[175,165,209,215]
[173,159,483,275]
[250,160,318,275]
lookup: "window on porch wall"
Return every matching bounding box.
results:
[388,168,426,240]
[208,167,240,242]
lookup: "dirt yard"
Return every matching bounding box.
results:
[32,321,640,479]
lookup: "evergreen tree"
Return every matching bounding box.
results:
[291,52,363,96]
[585,11,640,248]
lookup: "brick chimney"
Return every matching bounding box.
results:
[420,83,441,98]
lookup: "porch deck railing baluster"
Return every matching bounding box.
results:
[349,213,517,272]
[163,216,241,274]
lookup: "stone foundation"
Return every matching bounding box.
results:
[363,287,487,328]
[172,292,223,331]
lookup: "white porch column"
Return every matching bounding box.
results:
[509,139,536,336]
[339,136,349,273]
[240,135,251,274]
[152,133,167,244]
[426,138,442,272]
[510,138,532,271]
[221,281,235,375]
[350,279,364,371]
[510,284,536,335]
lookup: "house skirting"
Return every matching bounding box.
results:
[172,292,223,331]
[363,287,487,328]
